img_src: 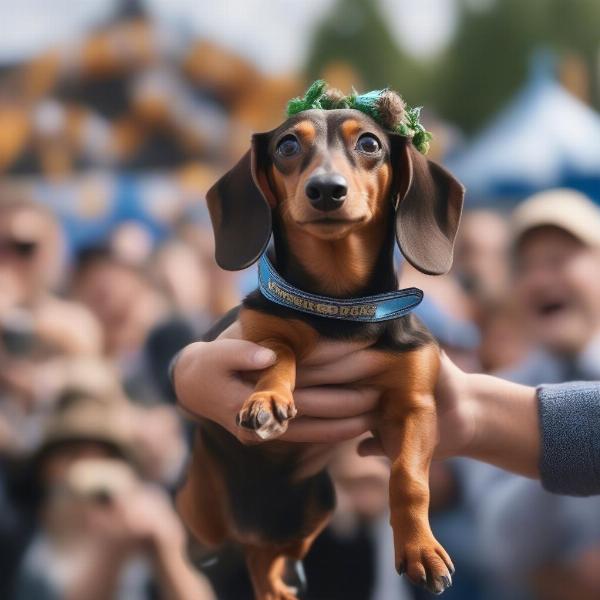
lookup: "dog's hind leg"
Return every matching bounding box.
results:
[376,344,454,595]
[245,506,331,600]
[245,546,297,600]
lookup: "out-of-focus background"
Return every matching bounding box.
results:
[1,0,599,599]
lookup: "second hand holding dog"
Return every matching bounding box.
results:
[174,323,540,478]
[175,322,379,447]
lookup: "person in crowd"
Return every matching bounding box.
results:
[453,209,512,310]
[70,246,169,401]
[475,297,530,372]
[457,189,600,599]
[129,401,189,489]
[176,219,243,316]
[0,219,110,598]
[151,239,212,320]
[71,246,167,363]
[0,195,102,356]
[0,194,104,454]
[13,393,214,600]
[108,221,156,269]
[452,209,532,372]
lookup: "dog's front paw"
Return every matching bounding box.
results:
[394,533,454,595]
[237,391,297,440]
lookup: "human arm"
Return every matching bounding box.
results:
[171,325,536,466]
[431,359,600,494]
[427,353,541,478]
[172,327,600,494]
[296,344,600,491]
[172,334,379,446]
[363,356,600,492]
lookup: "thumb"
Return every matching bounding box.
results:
[211,338,277,371]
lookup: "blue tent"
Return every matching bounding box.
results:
[447,60,600,205]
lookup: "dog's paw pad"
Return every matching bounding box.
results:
[237,391,296,440]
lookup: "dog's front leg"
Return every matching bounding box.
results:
[239,310,316,441]
[377,345,454,595]
[238,337,298,440]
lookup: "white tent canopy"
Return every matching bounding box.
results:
[447,60,600,199]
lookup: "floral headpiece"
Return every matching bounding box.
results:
[286,80,432,155]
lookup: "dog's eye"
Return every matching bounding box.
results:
[276,135,301,157]
[356,134,381,154]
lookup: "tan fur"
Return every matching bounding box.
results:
[239,305,452,594]
[181,111,455,598]
[269,116,392,296]
[176,432,230,548]
[292,121,317,145]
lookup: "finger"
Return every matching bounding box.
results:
[301,339,373,367]
[281,412,377,444]
[294,386,379,418]
[297,350,384,387]
[357,436,385,457]
[178,379,254,423]
[206,339,276,371]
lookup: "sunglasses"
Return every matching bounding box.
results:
[0,239,38,258]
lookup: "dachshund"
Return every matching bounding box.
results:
[177,84,464,599]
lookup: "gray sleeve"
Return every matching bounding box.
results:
[538,381,600,496]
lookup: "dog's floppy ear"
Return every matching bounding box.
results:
[390,134,464,276]
[206,132,275,271]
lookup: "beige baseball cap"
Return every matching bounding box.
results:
[511,188,600,249]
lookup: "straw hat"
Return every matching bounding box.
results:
[34,395,135,468]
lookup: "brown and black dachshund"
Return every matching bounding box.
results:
[177,92,464,598]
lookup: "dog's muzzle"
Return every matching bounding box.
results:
[305,173,348,212]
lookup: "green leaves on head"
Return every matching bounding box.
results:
[286,80,433,155]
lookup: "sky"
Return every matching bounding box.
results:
[0,0,460,72]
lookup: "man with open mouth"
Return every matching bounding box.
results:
[462,188,600,600]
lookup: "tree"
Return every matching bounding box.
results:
[305,0,600,135]
[305,0,429,105]
[433,0,600,134]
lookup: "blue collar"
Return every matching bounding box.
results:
[258,254,423,323]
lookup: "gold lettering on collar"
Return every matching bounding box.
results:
[268,280,376,318]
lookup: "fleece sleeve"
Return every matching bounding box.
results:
[538,381,600,496]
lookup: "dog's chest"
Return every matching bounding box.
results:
[243,288,434,351]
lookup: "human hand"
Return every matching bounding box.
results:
[80,478,186,556]
[174,321,479,457]
[356,351,477,460]
[173,323,380,446]
[176,317,540,479]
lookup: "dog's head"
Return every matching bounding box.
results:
[207,85,464,276]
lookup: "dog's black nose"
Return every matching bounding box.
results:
[305,174,348,212]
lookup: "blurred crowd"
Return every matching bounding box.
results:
[2,2,600,600]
